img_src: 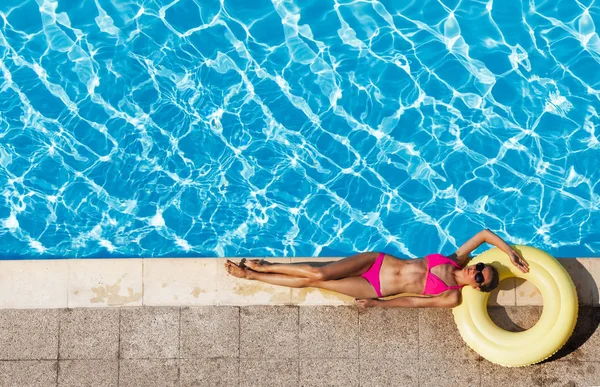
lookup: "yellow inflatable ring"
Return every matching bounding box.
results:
[452,246,578,367]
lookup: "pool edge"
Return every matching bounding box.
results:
[0,258,598,308]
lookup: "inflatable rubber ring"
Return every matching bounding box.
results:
[452,246,578,367]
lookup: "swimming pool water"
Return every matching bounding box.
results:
[0,0,599,259]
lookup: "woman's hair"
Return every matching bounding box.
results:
[479,265,499,292]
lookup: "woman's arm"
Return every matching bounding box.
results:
[450,229,529,272]
[448,229,488,267]
[356,291,460,309]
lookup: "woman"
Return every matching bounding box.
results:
[225,229,529,308]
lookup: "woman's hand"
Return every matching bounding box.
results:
[508,248,529,273]
[355,298,379,308]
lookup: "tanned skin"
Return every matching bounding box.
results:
[225,229,529,308]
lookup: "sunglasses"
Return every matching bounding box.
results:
[474,262,485,284]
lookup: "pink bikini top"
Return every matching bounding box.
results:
[422,254,465,295]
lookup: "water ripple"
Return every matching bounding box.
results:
[0,0,599,258]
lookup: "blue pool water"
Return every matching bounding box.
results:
[0,0,599,259]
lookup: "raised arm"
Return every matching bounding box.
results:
[449,229,529,272]
[356,291,460,309]
[447,229,487,267]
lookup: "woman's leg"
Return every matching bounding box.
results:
[225,260,378,299]
[244,252,380,280]
[225,260,309,287]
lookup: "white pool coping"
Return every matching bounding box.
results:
[0,257,598,308]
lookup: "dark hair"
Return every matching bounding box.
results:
[479,265,499,292]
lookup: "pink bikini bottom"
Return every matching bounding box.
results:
[360,252,384,297]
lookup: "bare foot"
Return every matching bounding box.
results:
[244,259,272,272]
[225,260,249,279]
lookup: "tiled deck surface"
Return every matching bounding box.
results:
[0,305,599,387]
[1,257,599,386]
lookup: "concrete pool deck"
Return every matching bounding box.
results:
[0,257,599,386]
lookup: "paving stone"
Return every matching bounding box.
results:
[59,308,119,360]
[299,306,358,358]
[120,307,179,359]
[3,303,599,387]
[418,358,479,387]
[542,360,600,387]
[0,260,68,308]
[558,259,595,306]
[487,306,540,332]
[418,308,479,361]
[359,358,418,387]
[68,259,143,308]
[359,308,418,359]
[589,259,600,306]
[180,306,239,358]
[480,361,543,387]
[487,277,516,306]
[180,358,239,387]
[240,306,298,358]
[550,306,600,362]
[240,359,298,387]
[0,309,59,360]
[0,360,57,387]
[515,278,543,306]
[57,360,117,387]
[143,258,218,306]
[299,358,358,387]
[119,359,179,387]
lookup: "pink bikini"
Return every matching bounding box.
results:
[360,253,464,298]
[422,253,465,295]
[360,253,385,297]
